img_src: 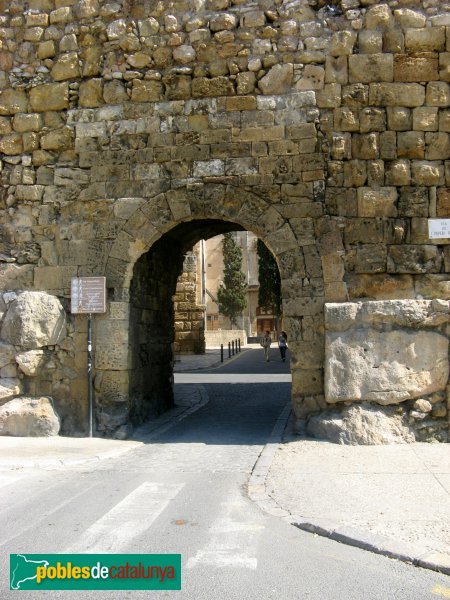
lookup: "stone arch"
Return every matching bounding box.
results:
[93,184,338,437]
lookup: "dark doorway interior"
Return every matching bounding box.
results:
[128,219,244,427]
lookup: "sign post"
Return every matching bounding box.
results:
[70,277,106,437]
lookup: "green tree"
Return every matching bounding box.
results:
[217,233,247,328]
[257,239,281,316]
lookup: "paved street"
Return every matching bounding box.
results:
[1,349,449,598]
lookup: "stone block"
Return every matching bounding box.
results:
[358,30,383,54]
[379,131,397,160]
[440,53,450,82]
[0,133,23,155]
[1,291,67,349]
[425,132,450,160]
[411,161,444,186]
[291,369,324,397]
[343,160,367,187]
[397,131,424,159]
[131,80,163,102]
[426,82,450,107]
[41,127,73,151]
[387,245,442,273]
[393,8,426,28]
[397,186,428,217]
[385,160,411,186]
[0,89,28,115]
[330,30,357,56]
[259,64,294,95]
[365,4,394,30]
[359,107,386,132]
[29,83,69,112]
[325,56,348,84]
[34,266,77,291]
[192,76,235,98]
[316,83,341,108]
[334,107,359,132]
[349,54,393,84]
[15,185,44,201]
[38,40,56,59]
[352,133,379,159]
[355,244,386,273]
[413,107,438,131]
[0,396,60,436]
[51,52,80,81]
[405,27,446,52]
[325,300,449,404]
[325,187,357,217]
[15,349,45,376]
[12,113,43,132]
[346,273,414,300]
[387,107,411,131]
[394,53,439,83]
[330,132,351,160]
[383,29,404,54]
[437,188,450,216]
[79,79,103,108]
[357,187,397,218]
[369,83,425,107]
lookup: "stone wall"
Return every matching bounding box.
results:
[0,0,449,438]
[205,329,247,347]
[174,251,206,354]
[322,299,449,442]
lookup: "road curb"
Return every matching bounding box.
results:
[247,406,450,577]
[175,348,252,372]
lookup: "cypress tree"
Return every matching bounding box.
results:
[257,239,281,316]
[217,233,247,328]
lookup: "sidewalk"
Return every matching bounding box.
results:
[254,418,450,576]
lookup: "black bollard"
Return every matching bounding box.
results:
[221,344,224,362]
[232,340,235,355]
[238,338,241,352]
[228,342,231,358]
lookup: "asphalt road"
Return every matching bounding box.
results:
[1,349,449,599]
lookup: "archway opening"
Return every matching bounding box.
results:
[127,218,285,430]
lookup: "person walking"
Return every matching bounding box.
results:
[260,330,272,362]
[278,330,288,362]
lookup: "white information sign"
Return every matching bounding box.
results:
[428,219,450,239]
[71,277,106,314]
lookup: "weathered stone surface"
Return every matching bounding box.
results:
[0,378,22,402]
[0,89,28,115]
[1,292,67,350]
[15,350,45,376]
[307,404,415,445]
[325,301,449,405]
[51,52,80,81]
[29,83,69,112]
[259,64,294,95]
[0,342,15,368]
[0,396,60,436]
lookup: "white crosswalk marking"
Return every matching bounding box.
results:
[186,492,264,570]
[66,482,184,553]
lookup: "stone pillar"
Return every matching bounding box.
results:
[174,252,206,354]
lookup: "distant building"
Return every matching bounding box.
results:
[194,232,278,337]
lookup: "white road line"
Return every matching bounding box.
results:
[186,493,264,570]
[66,482,184,553]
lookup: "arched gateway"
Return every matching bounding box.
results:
[96,184,331,436]
[0,0,449,441]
